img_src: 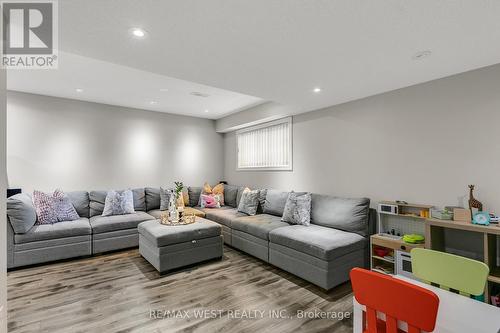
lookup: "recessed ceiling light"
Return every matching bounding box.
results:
[75,88,83,93]
[149,101,158,105]
[159,88,169,92]
[413,50,432,60]
[190,92,210,98]
[130,28,147,38]
[204,109,209,113]
[313,87,322,93]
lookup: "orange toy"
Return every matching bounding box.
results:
[350,268,439,333]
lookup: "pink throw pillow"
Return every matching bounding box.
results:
[201,194,220,208]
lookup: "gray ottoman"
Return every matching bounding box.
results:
[138,218,223,273]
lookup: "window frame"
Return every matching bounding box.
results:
[236,117,293,171]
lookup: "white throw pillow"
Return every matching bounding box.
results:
[102,190,135,216]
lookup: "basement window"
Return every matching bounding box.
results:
[237,117,292,171]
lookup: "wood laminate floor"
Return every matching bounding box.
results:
[8,246,354,333]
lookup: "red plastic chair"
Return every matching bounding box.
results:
[350,268,439,333]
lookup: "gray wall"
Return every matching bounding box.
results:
[7,92,224,192]
[224,63,500,214]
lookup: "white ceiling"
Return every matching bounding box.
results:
[8,1,500,119]
[7,52,264,119]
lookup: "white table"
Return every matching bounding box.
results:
[353,275,500,333]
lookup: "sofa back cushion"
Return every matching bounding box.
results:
[145,187,160,210]
[263,189,290,217]
[90,189,145,216]
[67,191,90,218]
[89,191,107,217]
[311,194,370,236]
[7,193,37,234]
[132,188,146,211]
[223,185,239,208]
[188,187,202,207]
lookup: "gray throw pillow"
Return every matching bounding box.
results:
[102,190,135,216]
[7,193,37,234]
[282,191,312,226]
[237,189,260,216]
[159,187,173,211]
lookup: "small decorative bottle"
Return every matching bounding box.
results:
[168,190,178,223]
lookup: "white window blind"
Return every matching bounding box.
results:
[237,117,292,170]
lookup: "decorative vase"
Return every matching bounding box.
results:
[168,190,178,223]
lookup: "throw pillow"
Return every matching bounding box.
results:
[182,188,190,207]
[203,182,213,194]
[33,189,80,224]
[33,190,58,224]
[159,187,172,211]
[212,183,225,206]
[102,190,135,216]
[200,194,221,208]
[237,188,259,216]
[197,182,214,206]
[53,189,80,222]
[282,191,312,226]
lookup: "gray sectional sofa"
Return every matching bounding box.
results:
[6,184,375,290]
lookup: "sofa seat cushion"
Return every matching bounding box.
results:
[203,207,246,227]
[138,218,222,247]
[147,207,206,219]
[231,214,289,240]
[90,212,154,234]
[14,218,91,244]
[269,225,366,261]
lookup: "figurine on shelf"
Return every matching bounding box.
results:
[468,185,483,212]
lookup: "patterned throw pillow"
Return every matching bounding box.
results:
[200,194,221,208]
[102,190,135,216]
[282,191,312,226]
[237,188,260,216]
[197,182,215,206]
[33,190,58,224]
[33,189,80,224]
[53,189,80,222]
[182,188,190,207]
[212,183,225,206]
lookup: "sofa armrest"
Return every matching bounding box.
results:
[367,208,377,236]
[6,216,15,268]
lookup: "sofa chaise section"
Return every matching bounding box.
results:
[268,194,373,289]
[268,225,367,289]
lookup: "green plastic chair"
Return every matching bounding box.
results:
[411,248,489,298]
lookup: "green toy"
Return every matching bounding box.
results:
[403,234,425,244]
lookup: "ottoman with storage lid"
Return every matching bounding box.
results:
[138,218,223,273]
